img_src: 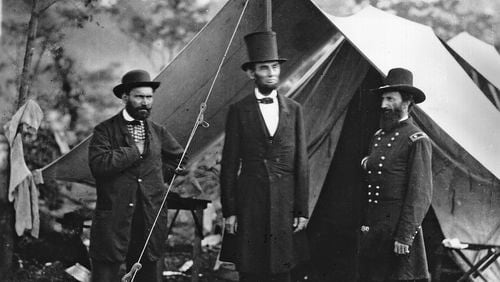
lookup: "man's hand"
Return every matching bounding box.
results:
[293,217,308,233]
[225,215,238,234]
[394,241,410,255]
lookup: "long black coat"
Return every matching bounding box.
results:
[220,93,309,274]
[360,118,432,281]
[88,112,183,262]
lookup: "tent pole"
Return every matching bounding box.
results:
[265,0,272,31]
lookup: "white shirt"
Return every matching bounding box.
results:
[122,109,135,122]
[255,88,279,137]
[122,109,145,154]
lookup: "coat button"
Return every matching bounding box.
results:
[395,132,399,136]
[368,199,372,203]
[377,171,382,175]
[129,203,134,207]
[374,144,379,147]
[391,137,395,141]
[387,143,392,147]
[375,192,379,196]
[376,186,380,189]
[368,170,372,174]
[374,200,378,203]
[378,163,383,167]
[381,131,385,135]
[380,156,386,160]
[368,192,371,195]
[138,178,143,183]
[368,184,372,188]
[377,137,381,141]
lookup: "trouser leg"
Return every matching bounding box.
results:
[125,190,158,282]
[91,260,121,282]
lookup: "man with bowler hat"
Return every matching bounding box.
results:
[220,31,309,282]
[359,68,433,282]
[88,70,184,282]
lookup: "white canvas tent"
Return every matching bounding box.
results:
[447,32,500,109]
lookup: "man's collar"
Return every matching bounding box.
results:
[122,109,135,122]
[254,88,277,100]
[399,116,409,122]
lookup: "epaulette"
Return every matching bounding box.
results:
[409,132,428,142]
[373,129,383,136]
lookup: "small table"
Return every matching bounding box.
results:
[445,242,500,282]
[163,196,211,282]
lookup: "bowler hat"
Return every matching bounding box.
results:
[372,68,426,104]
[241,31,287,71]
[113,69,160,98]
[56,211,85,229]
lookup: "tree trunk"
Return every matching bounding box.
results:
[17,0,40,110]
[0,133,13,280]
[2,0,41,277]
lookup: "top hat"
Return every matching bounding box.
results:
[113,70,160,98]
[241,31,287,71]
[372,68,426,104]
[56,211,85,229]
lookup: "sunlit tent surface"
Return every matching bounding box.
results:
[39,0,500,279]
[447,32,500,109]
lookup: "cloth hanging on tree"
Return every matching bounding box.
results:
[4,100,43,238]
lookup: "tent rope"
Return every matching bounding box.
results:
[126,1,250,281]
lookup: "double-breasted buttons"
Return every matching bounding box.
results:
[138,178,143,183]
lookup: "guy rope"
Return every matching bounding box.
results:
[121,0,250,281]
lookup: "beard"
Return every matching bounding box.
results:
[126,102,151,120]
[379,107,403,131]
[255,76,279,95]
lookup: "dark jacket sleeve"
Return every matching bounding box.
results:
[88,123,141,178]
[160,126,185,181]
[294,104,309,218]
[394,136,433,245]
[220,105,240,217]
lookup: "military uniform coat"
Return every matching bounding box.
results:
[220,93,309,274]
[360,118,433,281]
[88,112,183,262]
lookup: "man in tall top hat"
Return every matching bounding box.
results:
[88,70,184,282]
[359,68,433,282]
[220,31,309,281]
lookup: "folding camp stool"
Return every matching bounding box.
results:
[443,239,500,282]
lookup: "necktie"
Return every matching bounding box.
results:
[257,97,273,104]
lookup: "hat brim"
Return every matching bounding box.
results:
[371,84,426,104]
[241,58,287,71]
[113,81,160,98]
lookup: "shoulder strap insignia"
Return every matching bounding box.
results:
[374,129,383,136]
[409,132,428,142]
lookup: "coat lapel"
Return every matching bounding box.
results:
[273,93,290,139]
[242,94,270,140]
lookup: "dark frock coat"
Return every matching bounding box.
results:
[220,93,309,274]
[360,118,433,281]
[88,112,183,262]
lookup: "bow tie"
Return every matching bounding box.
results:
[127,120,143,126]
[257,97,274,104]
